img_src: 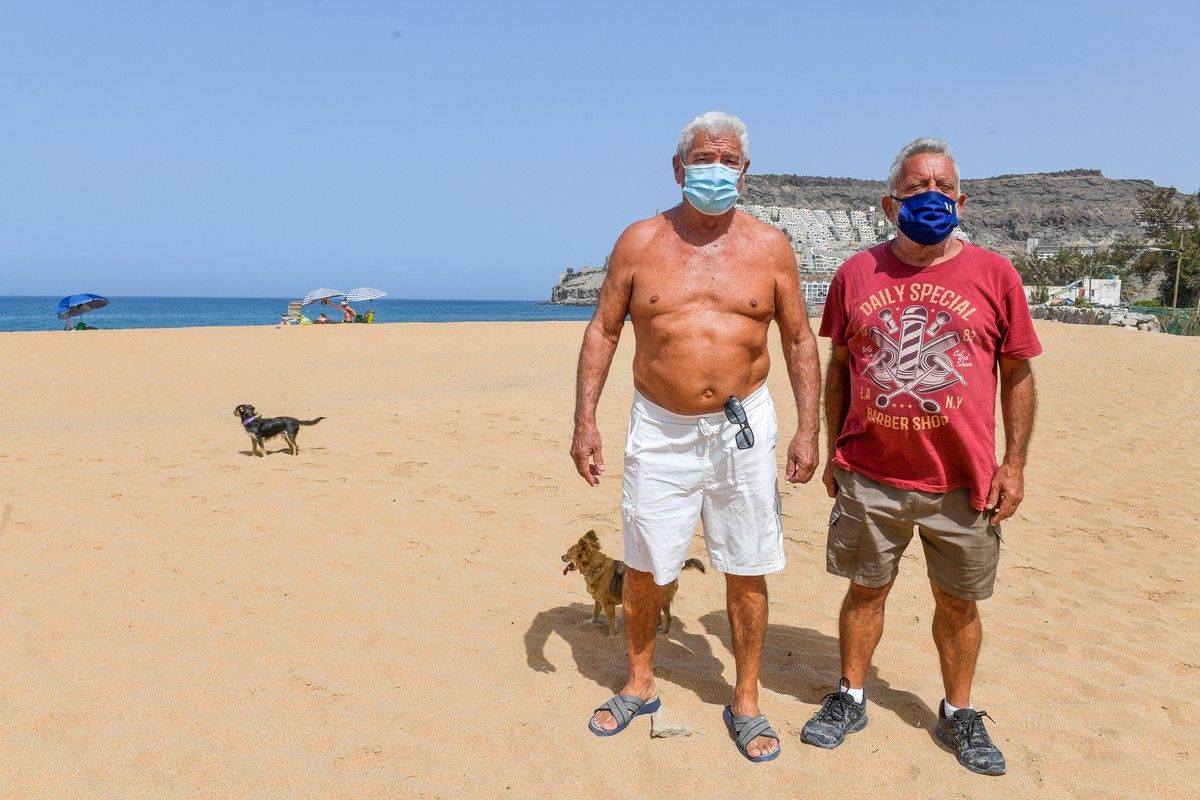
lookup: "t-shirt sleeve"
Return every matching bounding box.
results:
[818,272,848,344]
[999,282,1042,360]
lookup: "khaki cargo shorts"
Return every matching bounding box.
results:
[826,467,1001,600]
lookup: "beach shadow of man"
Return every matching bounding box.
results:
[697,611,938,731]
[524,603,731,706]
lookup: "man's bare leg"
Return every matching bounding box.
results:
[840,579,894,688]
[930,580,981,708]
[591,567,660,731]
[726,574,776,758]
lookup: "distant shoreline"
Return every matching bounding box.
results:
[0,297,595,333]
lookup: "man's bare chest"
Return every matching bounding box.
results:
[630,251,775,320]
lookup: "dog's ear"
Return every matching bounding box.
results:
[583,530,599,548]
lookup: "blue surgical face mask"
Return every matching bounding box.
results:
[682,162,742,215]
[890,190,960,245]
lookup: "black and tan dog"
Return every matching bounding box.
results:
[233,404,325,456]
[561,530,705,637]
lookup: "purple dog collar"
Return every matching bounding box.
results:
[242,415,259,426]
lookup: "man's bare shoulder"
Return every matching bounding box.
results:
[614,212,672,247]
[610,212,674,268]
[735,210,793,251]
[733,210,795,271]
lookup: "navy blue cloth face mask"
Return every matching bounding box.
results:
[890,190,960,245]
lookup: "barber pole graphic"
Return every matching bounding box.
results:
[895,306,928,380]
[865,303,968,412]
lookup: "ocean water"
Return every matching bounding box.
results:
[0,297,596,332]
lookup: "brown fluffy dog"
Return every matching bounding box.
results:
[561,530,705,636]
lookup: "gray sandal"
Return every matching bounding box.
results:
[588,694,661,737]
[723,705,781,762]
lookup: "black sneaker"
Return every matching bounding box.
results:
[935,702,1007,776]
[800,680,868,749]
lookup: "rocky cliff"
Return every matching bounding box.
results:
[548,170,1170,304]
[548,267,606,305]
[742,169,1157,256]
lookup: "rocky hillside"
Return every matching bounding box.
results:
[548,170,1173,303]
[548,267,606,305]
[742,169,1158,257]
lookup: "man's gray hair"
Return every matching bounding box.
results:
[677,111,750,162]
[887,137,959,195]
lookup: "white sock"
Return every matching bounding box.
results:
[942,699,973,716]
[845,686,865,704]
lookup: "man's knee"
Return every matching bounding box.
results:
[623,566,662,599]
[846,579,893,608]
[931,582,978,620]
[725,573,767,596]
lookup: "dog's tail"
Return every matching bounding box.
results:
[682,558,706,574]
[299,417,325,426]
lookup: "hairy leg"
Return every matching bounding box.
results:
[591,567,660,731]
[727,574,775,758]
[839,579,895,688]
[930,580,981,708]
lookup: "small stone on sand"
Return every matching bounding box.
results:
[650,709,694,738]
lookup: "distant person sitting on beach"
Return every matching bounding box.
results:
[314,312,332,324]
[571,111,821,761]
[800,137,1041,777]
[339,301,355,322]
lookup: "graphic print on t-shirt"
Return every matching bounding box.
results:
[854,282,980,429]
[820,242,1043,506]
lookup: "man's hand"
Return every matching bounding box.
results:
[570,421,605,486]
[821,461,839,497]
[784,432,818,484]
[985,463,1024,525]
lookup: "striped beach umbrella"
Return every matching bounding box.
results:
[344,287,387,303]
[302,288,345,306]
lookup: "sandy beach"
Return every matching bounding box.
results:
[0,320,1196,799]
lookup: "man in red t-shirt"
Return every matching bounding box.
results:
[801,138,1040,776]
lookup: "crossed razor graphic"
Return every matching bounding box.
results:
[863,305,967,414]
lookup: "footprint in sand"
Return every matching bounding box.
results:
[389,461,428,477]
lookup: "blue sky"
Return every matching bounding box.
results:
[2,0,1197,299]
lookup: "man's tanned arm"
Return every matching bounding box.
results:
[571,233,636,485]
[987,356,1036,523]
[821,344,851,497]
[772,237,821,483]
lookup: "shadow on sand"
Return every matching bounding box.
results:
[524,603,731,705]
[523,603,936,731]
[697,611,937,731]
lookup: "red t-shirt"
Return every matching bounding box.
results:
[819,241,1042,510]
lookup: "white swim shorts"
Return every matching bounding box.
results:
[620,382,784,585]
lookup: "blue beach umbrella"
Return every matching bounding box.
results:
[56,293,109,320]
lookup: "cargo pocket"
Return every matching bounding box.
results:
[826,505,862,576]
[620,502,641,564]
[987,522,1002,569]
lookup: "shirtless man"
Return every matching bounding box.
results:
[571,111,821,762]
